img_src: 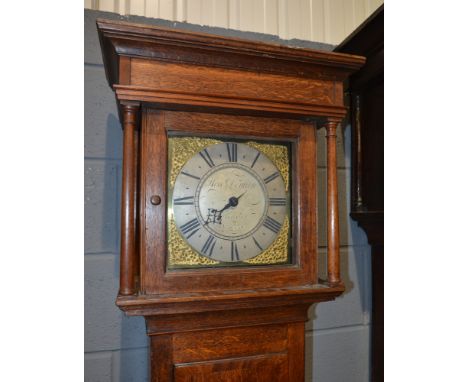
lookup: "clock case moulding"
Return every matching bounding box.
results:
[97,18,365,382]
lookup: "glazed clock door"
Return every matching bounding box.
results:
[171,141,288,263]
[140,109,318,294]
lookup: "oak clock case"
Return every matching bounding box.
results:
[97,18,365,382]
[168,137,292,268]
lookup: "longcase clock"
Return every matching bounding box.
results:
[97,19,365,382]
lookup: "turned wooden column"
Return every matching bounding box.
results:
[119,103,140,296]
[326,119,341,285]
[351,93,364,211]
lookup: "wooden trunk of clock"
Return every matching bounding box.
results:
[148,308,307,382]
[97,19,364,381]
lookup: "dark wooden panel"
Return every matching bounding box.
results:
[172,324,288,363]
[174,353,288,382]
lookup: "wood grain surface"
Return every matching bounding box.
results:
[174,353,289,382]
[130,59,336,105]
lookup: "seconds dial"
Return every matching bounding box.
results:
[172,142,287,262]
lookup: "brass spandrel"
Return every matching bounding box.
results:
[244,215,290,265]
[245,141,289,193]
[168,216,219,266]
[168,137,222,189]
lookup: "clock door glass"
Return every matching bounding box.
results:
[168,138,291,268]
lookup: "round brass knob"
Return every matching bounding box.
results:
[150,195,161,205]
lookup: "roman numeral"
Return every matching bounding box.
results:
[231,241,240,261]
[264,172,280,184]
[199,149,215,168]
[201,235,216,257]
[252,236,263,251]
[180,218,201,238]
[263,216,282,234]
[251,151,260,168]
[226,143,237,162]
[181,171,201,180]
[173,196,194,205]
[269,197,286,206]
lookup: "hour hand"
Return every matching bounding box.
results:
[205,193,246,225]
[218,201,232,214]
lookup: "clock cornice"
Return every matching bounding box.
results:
[98,19,365,123]
[97,18,365,87]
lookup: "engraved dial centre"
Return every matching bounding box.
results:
[196,164,267,240]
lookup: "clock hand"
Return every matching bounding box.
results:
[218,201,233,214]
[217,192,247,214]
[236,192,246,201]
[226,192,246,208]
[205,192,247,225]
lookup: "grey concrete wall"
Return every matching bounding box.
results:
[84,9,372,382]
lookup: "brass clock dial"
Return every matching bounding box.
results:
[172,142,288,262]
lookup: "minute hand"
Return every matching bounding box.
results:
[236,192,246,201]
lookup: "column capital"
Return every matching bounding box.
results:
[121,102,140,129]
[318,118,341,135]
[324,118,341,135]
